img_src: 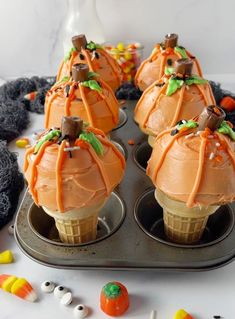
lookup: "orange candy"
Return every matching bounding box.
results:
[220,96,235,112]
[100,281,129,317]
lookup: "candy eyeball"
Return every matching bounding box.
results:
[8,224,15,235]
[41,281,55,293]
[54,285,68,299]
[60,292,73,306]
[73,304,88,318]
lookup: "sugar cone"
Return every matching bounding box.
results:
[43,200,106,244]
[155,188,219,244]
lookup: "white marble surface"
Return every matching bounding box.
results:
[0,76,234,318]
[0,0,235,78]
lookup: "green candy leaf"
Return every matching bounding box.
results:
[185,75,207,86]
[103,283,121,299]
[174,46,188,59]
[81,80,102,93]
[165,67,174,76]
[88,71,99,80]
[166,77,184,96]
[64,47,76,62]
[79,132,104,155]
[177,119,198,131]
[86,41,102,51]
[34,130,61,153]
[217,121,235,141]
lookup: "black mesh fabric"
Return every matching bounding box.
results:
[0,141,24,229]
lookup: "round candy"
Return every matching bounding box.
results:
[54,285,68,298]
[73,304,88,318]
[41,281,55,293]
[8,224,15,235]
[60,292,73,306]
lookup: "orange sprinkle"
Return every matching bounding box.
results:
[75,140,89,149]
[128,139,135,145]
[215,155,223,163]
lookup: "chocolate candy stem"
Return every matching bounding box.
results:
[72,34,87,51]
[61,116,83,142]
[175,58,193,77]
[164,33,178,48]
[197,105,226,131]
[72,63,89,82]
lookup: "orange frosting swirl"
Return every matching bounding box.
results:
[57,48,123,92]
[134,77,215,137]
[24,133,125,213]
[147,128,235,207]
[45,79,119,134]
[135,45,202,91]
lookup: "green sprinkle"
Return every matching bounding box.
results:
[86,41,102,51]
[34,130,61,153]
[174,46,188,59]
[177,120,198,131]
[185,75,207,86]
[79,132,104,155]
[217,121,235,141]
[166,77,184,96]
[165,67,174,76]
[81,80,102,93]
[64,47,76,62]
[103,283,121,299]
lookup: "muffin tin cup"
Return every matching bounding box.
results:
[15,100,235,270]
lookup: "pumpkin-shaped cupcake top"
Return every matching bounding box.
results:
[45,63,120,134]
[135,33,202,91]
[134,58,215,137]
[147,106,235,208]
[24,117,125,212]
[57,34,123,91]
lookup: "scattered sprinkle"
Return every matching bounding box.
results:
[216,142,221,147]
[64,146,81,152]
[182,120,187,124]
[208,135,214,139]
[209,152,215,160]
[185,133,195,139]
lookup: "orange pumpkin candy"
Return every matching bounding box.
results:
[100,282,129,316]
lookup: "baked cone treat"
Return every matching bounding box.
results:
[45,64,119,134]
[147,106,235,244]
[135,33,202,91]
[24,117,125,244]
[57,34,123,91]
[134,59,215,146]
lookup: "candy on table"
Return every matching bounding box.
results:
[0,250,14,264]
[73,304,89,318]
[173,309,194,319]
[100,281,129,316]
[0,274,37,302]
[61,292,73,306]
[104,42,143,82]
[15,137,30,148]
[220,96,235,112]
[54,285,68,299]
[24,91,38,101]
[41,281,55,293]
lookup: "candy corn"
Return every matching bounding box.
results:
[174,309,194,319]
[0,274,37,302]
[16,137,30,148]
[24,91,38,101]
[0,250,14,264]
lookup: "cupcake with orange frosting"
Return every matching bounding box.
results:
[57,34,123,91]
[135,33,202,91]
[134,58,215,146]
[45,63,119,134]
[147,106,235,244]
[24,116,125,244]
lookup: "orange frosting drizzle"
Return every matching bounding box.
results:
[98,49,121,86]
[99,136,126,169]
[79,83,95,126]
[28,141,52,205]
[159,54,167,79]
[65,85,76,116]
[186,135,207,207]
[216,133,235,169]
[170,84,186,127]
[134,81,158,112]
[186,50,203,77]
[81,48,94,71]
[55,140,66,212]
[45,94,59,128]
[24,147,34,173]
[99,79,119,123]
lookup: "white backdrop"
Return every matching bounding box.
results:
[0,0,234,78]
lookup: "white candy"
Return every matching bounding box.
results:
[8,224,14,235]
[41,281,55,293]
[54,285,68,299]
[73,304,88,318]
[60,292,73,306]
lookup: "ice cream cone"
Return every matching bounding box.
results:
[155,188,219,244]
[43,199,106,244]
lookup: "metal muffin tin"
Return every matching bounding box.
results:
[15,101,235,270]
